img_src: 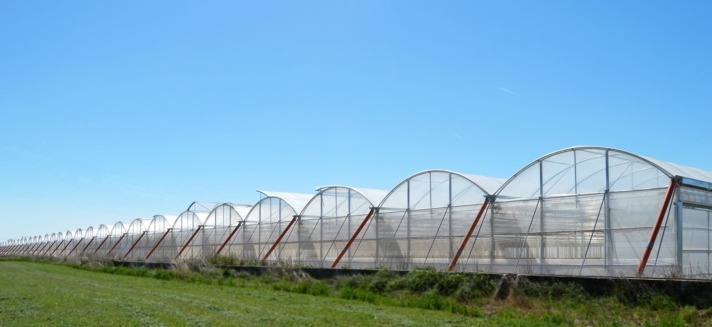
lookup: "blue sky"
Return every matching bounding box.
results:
[1,2,711,242]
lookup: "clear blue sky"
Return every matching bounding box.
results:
[2,2,711,242]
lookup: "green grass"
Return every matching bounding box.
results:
[0,260,709,326]
[0,261,481,326]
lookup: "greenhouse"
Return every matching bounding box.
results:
[2,146,712,279]
[223,191,313,263]
[456,147,712,278]
[344,170,504,271]
[289,186,388,268]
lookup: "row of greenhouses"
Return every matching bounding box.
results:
[3,146,712,279]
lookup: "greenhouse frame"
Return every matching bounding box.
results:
[3,146,712,279]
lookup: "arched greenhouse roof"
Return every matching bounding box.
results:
[204,203,252,227]
[315,186,389,206]
[378,169,505,210]
[245,191,314,223]
[300,186,389,218]
[110,221,127,235]
[186,201,223,213]
[257,191,313,213]
[84,226,95,238]
[148,215,175,233]
[496,146,712,200]
[95,224,110,238]
[172,210,205,230]
[126,219,150,235]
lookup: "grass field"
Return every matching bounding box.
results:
[0,260,483,326]
[0,260,708,326]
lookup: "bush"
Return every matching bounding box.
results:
[455,273,497,301]
[402,268,442,293]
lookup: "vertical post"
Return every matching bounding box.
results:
[331,208,375,268]
[406,180,411,269]
[347,189,352,259]
[604,150,611,268]
[448,173,453,259]
[176,226,203,260]
[448,196,491,271]
[539,160,545,263]
[636,177,678,277]
[145,229,172,260]
[261,216,298,263]
[214,221,243,257]
[122,231,147,260]
[676,190,684,275]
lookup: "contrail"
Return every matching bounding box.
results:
[499,87,519,96]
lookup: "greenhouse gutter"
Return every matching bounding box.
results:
[679,176,712,191]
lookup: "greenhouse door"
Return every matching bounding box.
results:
[682,205,712,277]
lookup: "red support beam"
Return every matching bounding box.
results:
[448,197,491,271]
[107,233,127,257]
[93,235,111,255]
[65,238,85,258]
[32,242,48,256]
[636,178,678,277]
[122,231,147,260]
[214,221,243,257]
[261,216,298,263]
[50,240,65,257]
[331,208,375,269]
[41,241,58,256]
[58,240,73,257]
[26,243,40,255]
[79,237,97,256]
[145,229,171,260]
[13,244,27,255]
[176,226,204,260]
[23,243,36,255]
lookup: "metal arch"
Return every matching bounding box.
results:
[247,192,306,222]
[494,146,679,196]
[148,215,173,233]
[110,221,128,236]
[186,201,222,212]
[204,203,249,227]
[302,185,387,217]
[126,218,149,235]
[171,210,205,230]
[84,226,96,239]
[256,190,313,214]
[376,169,500,209]
[94,224,110,238]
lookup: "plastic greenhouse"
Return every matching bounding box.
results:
[3,146,712,279]
[456,147,712,278]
